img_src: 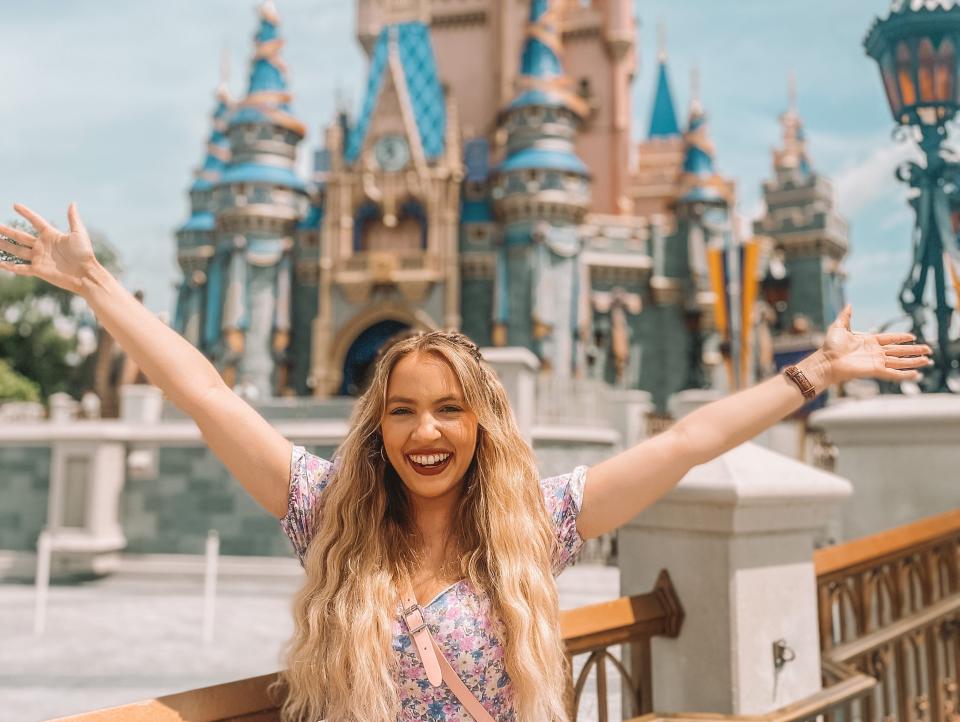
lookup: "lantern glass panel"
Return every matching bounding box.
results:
[919,38,936,102]
[897,41,918,106]
[934,38,958,103]
[881,51,904,115]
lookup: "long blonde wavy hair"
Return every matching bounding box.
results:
[276,330,570,722]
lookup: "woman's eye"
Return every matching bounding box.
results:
[389,408,412,415]
[440,406,463,413]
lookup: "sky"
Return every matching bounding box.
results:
[0,0,939,333]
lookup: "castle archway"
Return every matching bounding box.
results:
[338,319,411,396]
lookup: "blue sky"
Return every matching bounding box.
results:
[0,0,934,333]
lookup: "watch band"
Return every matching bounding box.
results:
[783,365,817,400]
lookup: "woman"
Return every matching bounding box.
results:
[0,204,932,721]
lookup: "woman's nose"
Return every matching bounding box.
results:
[412,413,442,441]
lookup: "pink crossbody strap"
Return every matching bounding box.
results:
[399,582,496,722]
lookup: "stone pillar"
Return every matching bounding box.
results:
[48,392,80,422]
[604,388,653,449]
[810,394,960,540]
[480,347,539,442]
[120,385,163,481]
[119,384,164,423]
[619,441,851,714]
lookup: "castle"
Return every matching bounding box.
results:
[174,0,849,413]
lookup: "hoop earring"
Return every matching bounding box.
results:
[380,445,389,464]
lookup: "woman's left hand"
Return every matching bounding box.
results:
[820,304,933,385]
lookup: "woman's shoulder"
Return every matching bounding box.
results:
[539,466,588,520]
[281,445,337,563]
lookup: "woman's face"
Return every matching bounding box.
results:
[381,352,479,505]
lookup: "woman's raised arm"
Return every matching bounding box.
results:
[575,305,933,540]
[0,203,292,519]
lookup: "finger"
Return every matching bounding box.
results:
[0,238,32,260]
[883,343,933,357]
[0,223,36,247]
[13,203,54,233]
[879,367,924,382]
[833,304,853,331]
[874,332,916,345]
[886,356,934,370]
[67,202,88,236]
[0,260,33,277]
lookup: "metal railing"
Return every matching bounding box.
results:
[814,509,960,722]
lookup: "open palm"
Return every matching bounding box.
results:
[0,203,98,296]
[822,305,932,384]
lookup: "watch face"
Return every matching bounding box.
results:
[374,134,410,171]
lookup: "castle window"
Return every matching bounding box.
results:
[353,202,383,252]
[578,77,593,101]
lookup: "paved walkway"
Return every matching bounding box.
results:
[0,561,621,722]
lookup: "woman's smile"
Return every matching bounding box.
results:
[381,352,479,500]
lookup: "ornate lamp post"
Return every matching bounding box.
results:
[865,0,960,391]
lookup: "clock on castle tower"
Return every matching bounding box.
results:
[374,134,411,172]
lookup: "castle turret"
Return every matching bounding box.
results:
[212,0,308,399]
[174,69,232,354]
[628,27,686,218]
[673,71,735,390]
[753,75,849,337]
[490,0,591,375]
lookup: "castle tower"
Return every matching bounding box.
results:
[672,71,734,390]
[174,68,232,355]
[628,28,686,219]
[753,76,849,339]
[356,0,634,215]
[490,0,591,376]
[310,2,463,396]
[212,1,309,399]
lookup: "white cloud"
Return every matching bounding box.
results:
[833,139,919,217]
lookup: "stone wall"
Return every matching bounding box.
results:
[123,443,337,557]
[0,446,51,551]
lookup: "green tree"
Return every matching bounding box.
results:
[0,221,121,402]
[0,358,40,402]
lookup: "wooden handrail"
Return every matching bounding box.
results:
[51,571,685,722]
[562,568,684,654]
[49,673,280,722]
[813,508,960,577]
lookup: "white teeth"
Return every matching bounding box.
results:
[409,453,451,466]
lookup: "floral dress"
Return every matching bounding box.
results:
[280,445,587,722]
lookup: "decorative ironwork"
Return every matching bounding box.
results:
[864,2,960,392]
[815,509,960,722]
[561,569,685,721]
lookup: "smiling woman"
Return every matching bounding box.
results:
[0,202,933,722]
[279,330,578,722]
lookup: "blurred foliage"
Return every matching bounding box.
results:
[0,220,122,403]
[0,358,41,402]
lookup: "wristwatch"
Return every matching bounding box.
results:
[783,365,817,400]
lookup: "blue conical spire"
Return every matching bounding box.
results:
[229,1,305,137]
[508,0,588,116]
[678,72,724,204]
[178,72,233,241]
[647,25,680,138]
[191,81,232,193]
[648,62,680,138]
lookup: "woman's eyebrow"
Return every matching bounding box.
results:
[386,395,464,405]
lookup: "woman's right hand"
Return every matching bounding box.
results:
[0,203,101,296]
